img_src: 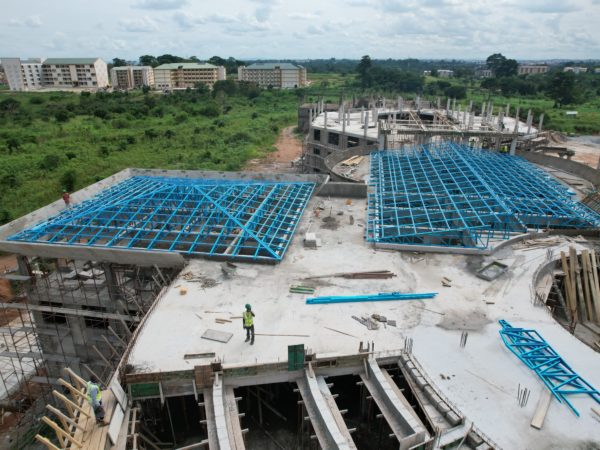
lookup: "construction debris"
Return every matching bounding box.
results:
[441,277,452,287]
[559,247,600,324]
[306,292,437,305]
[352,315,379,330]
[303,232,321,248]
[201,329,233,343]
[324,327,358,338]
[181,271,219,288]
[304,270,396,280]
[290,285,315,294]
[340,155,364,166]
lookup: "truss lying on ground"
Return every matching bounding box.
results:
[8,176,315,262]
[499,320,600,416]
[367,142,600,249]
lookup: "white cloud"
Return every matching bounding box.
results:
[288,12,319,20]
[133,0,188,10]
[8,15,43,27]
[119,16,158,32]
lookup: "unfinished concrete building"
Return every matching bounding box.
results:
[301,97,545,178]
[1,139,600,450]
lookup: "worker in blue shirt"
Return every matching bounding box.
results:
[86,375,108,426]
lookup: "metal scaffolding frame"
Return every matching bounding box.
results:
[367,143,600,249]
[9,177,315,262]
[499,320,600,416]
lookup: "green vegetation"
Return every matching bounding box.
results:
[0,86,300,222]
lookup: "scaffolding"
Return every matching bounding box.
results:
[367,142,600,249]
[9,177,315,262]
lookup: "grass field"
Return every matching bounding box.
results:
[0,88,301,221]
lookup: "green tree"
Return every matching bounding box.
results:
[546,72,579,107]
[0,98,20,115]
[112,58,127,67]
[39,154,60,171]
[486,53,517,77]
[356,55,372,88]
[139,55,159,67]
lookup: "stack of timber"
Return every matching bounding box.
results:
[304,270,396,280]
[557,247,600,326]
[340,155,365,167]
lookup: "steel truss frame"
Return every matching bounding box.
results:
[9,177,315,262]
[499,320,600,416]
[367,142,600,249]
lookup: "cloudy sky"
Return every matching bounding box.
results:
[2,0,600,61]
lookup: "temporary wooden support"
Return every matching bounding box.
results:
[561,251,576,321]
[571,247,587,322]
[64,367,87,390]
[53,391,91,418]
[581,250,594,320]
[42,416,83,448]
[47,404,86,431]
[58,378,87,406]
[591,250,600,322]
[82,363,105,387]
[35,434,62,450]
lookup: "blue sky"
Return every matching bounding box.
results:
[2,0,599,61]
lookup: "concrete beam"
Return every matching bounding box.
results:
[296,369,357,450]
[360,359,429,450]
[0,301,140,322]
[211,376,245,450]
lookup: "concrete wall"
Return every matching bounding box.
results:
[316,182,367,198]
[517,150,600,186]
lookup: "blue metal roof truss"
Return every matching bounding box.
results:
[499,320,600,416]
[8,176,315,262]
[367,143,600,249]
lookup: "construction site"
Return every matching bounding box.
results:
[0,97,600,450]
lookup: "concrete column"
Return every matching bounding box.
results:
[509,138,517,155]
[371,108,377,125]
[399,97,403,111]
[468,112,474,130]
[526,109,533,134]
[506,103,510,116]
[446,98,450,114]
[538,114,544,133]
[437,97,441,109]
[364,111,369,139]
[481,102,486,119]
[382,98,386,109]
[452,98,456,116]
[513,107,520,133]
[468,100,473,112]
[416,95,421,110]
[360,106,365,124]
[324,111,328,131]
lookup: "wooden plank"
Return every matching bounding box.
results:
[42,416,83,448]
[64,367,88,390]
[46,404,86,431]
[571,247,587,322]
[561,252,576,320]
[530,390,552,430]
[35,435,62,450]
[582,250,594,320]
[53,391,91,418]
[108,404,125,445]
[591,250,600,323]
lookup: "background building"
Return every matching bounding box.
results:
[564,66,588,74]
[518,64,549,75]
[110,65,154,89]
[238,62,307,88]
[153,63,225,90]
[41,58,109,88]
[437,69,454,78]
[0,58,26,90]
[475,68,493,78]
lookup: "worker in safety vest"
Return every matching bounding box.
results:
[86,375,108,426]
[243,304,255,345]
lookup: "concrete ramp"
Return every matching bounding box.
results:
[360,359,429,450]
[296,369,357,449]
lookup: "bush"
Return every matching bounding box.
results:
[39,154,60,171]
[98,146,110,157]
[200,103,221,117]
[0,173,19,188]
[29,96,45,105]
[112,118,129,129]
[60,169,77,191]
[164,129,175,139]
[0,209,11,225]
[144,129,159,139]
[65,152,77,160]
[54,109,70,123]
[174,113,188,124]
[125,135,136,145]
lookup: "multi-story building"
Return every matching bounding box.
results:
[41,58,109,88]
[475,68,493,78]
[564,66,588,74]
[518,64,549,75]
[110,66,154,89]
[153,63,226,90]
[437,69,454,78]
[238,62,307,89]
[0,58,26,90]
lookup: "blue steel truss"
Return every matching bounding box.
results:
[499,320,600,416]
[8,176,315,262]
[367,142,600,249]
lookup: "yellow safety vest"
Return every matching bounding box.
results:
[86,381,102,404]
[243,311,254,327]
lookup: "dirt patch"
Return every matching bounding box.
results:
[245,126,303,173]
[0,254,17,273]
[321,216,339,230]
[436,308,492,332]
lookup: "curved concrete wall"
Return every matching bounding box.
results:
[517,150,600,186]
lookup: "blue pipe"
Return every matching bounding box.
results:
[306,292,437,305]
